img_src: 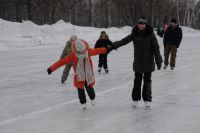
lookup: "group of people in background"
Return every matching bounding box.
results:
[47,17,183,109]
[157,18,183,70]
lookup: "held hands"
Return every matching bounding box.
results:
[47,68,52,75]
[157,63,162,70]
[106,45,113,54]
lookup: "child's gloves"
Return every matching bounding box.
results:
[47,68,52,75]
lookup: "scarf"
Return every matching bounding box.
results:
[75,40,94,85]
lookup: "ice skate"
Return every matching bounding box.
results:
[132,101,138,108]
[81,103,87,110]
[98,68,101,74]
[144,101,151,107]
[91,100,96,106]
[163,65,167,70]
[105,69,109,74]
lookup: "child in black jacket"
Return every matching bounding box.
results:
[95,31,112,73]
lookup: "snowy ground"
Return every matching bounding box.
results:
[0,19,200,133]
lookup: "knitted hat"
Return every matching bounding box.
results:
[70,35,77,41]
[101,31,106,34]
[170,18,177,24]
[138,17,147,24]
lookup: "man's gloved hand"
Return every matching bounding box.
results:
[47,68,52,75]
[157,63,162,70]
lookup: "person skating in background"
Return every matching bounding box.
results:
[157,24,168,38]
[60,35,77,84]
[47,39,109,109]
[163,18,183,70]
[94,31,112,74]
[107,17,163,107]
[157,24,169,58]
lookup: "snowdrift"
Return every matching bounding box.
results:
[0,19,199,50]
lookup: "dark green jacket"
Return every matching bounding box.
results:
[113,25,162,73]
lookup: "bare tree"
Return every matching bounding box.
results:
[1,0,200,28]
[1,0,7,19]
[176,0,181,24]
[26,0,32,20]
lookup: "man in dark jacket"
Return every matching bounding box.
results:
[95,31,112,73]
[163,18,183,70]
[109,17,162,107]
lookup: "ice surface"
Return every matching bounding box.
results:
[0,19,200,133]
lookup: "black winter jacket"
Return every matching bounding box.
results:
[94,39,112,49]
[112,25,163,73]
[163,25,182,48]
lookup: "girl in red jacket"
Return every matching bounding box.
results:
[47,39,108,109]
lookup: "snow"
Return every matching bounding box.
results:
[1,18,199,50]
[0,19,200,133]
[0,19,132,50]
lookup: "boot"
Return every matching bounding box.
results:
[132,101,138,107]
[98,68,102,74]
[144,101,151,107]
[163,65,167,70]
[81,103,87,110]
[105,69,109,74]
[91,100,96,106]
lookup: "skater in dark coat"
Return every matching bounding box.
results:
[94,31,112,73]
[163,18,183,70]
[107,17,163,107]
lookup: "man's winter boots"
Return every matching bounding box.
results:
[163,65,167,70]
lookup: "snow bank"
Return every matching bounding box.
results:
[0,18,199,50]
[0,19,132,50]
[181,26,200,38]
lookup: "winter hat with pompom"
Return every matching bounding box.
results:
[73,39,94,85]
[70,35,77,41]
